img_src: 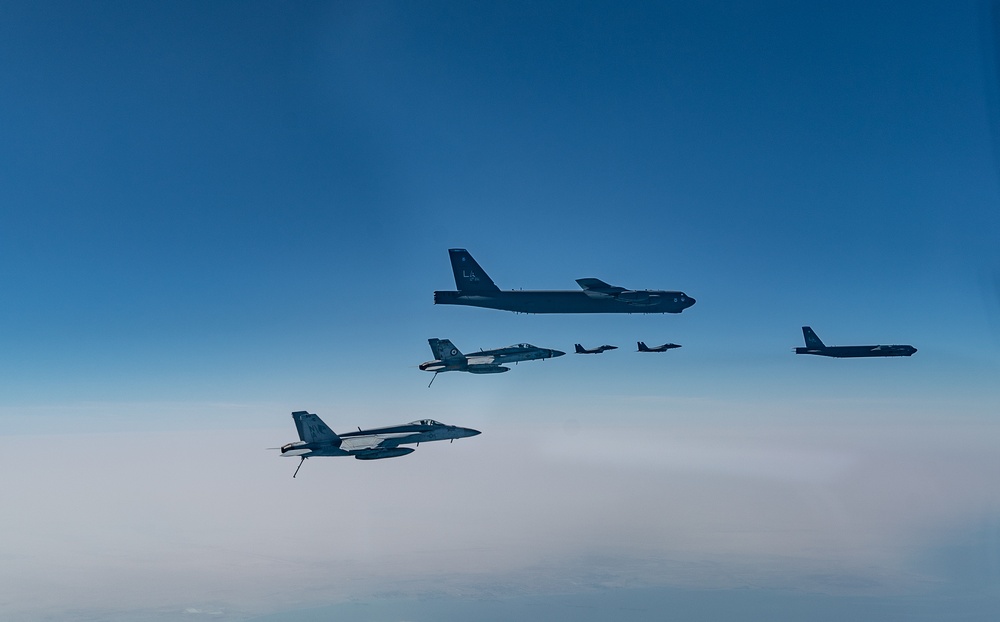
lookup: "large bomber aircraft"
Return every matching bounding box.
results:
[277,411,480,477]
[794,326,917,358]
[434,248,695,314]
[419,338,564,386]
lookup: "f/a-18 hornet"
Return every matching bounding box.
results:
[794,326,917,358]
[637,341,681,352]
[434,248,695,314]
[575,343,618,354]
[277,411,480,477]
[419,338,564,386]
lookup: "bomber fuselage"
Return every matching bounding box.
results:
[434,290,694,314]
[795,345,917,358]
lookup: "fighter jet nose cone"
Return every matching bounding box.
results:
[551,350,566,357]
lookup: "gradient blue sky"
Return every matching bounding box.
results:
[1,1,999,620]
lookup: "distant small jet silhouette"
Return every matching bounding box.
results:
[574,343,618,354]
[637,341,681,352]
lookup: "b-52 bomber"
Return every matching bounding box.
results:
[794,326,917,358]
[637,341,682,352]
[419,338,564,386]
[575,343,618,354]
[277,411,480,477]
[434,248,696,314]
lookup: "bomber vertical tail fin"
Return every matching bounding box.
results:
[448,249,500,293]
[802,326,826,349]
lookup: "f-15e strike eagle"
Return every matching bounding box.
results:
[419,338,564,386]
[794,326,917,358]
[434,248,695,314]
[637,341,682,352]
[277,411,480,477]
[574,343,618,354]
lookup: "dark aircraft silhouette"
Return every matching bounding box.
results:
[794,326,917,358]
[574,343,618,354]
[637,341,681,352]
[419,338,564,386]
[277,411,480,477]
[434,249,695,314]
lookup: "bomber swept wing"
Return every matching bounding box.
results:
[576,279,662,306]
[575,278,628,298]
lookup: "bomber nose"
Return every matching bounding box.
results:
[685,296,696,307]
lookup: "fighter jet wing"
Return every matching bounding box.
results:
[339,434,402,452]
[466,355,497,365]
[576,278,626,298]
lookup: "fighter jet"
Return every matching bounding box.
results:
[419,338,564,386]
[277,411,480,477]
[794,326,917,358]
[637,341,682,352]
[575,343,618,354]
[434,248,696,314]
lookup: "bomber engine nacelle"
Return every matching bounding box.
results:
[354,447,416,460]
[467,365,510,374]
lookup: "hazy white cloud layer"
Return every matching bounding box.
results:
[0,1,997,620]
[1,417,997,620]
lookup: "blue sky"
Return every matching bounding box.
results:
[1,1,998,620]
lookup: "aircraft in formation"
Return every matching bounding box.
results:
[794,326,917,358]
[277,411,480,477]
[275,251,919,474]
[419,338,564,386]
[574,343,618,354]
[434,248,696,314]
[637,341,682,352]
